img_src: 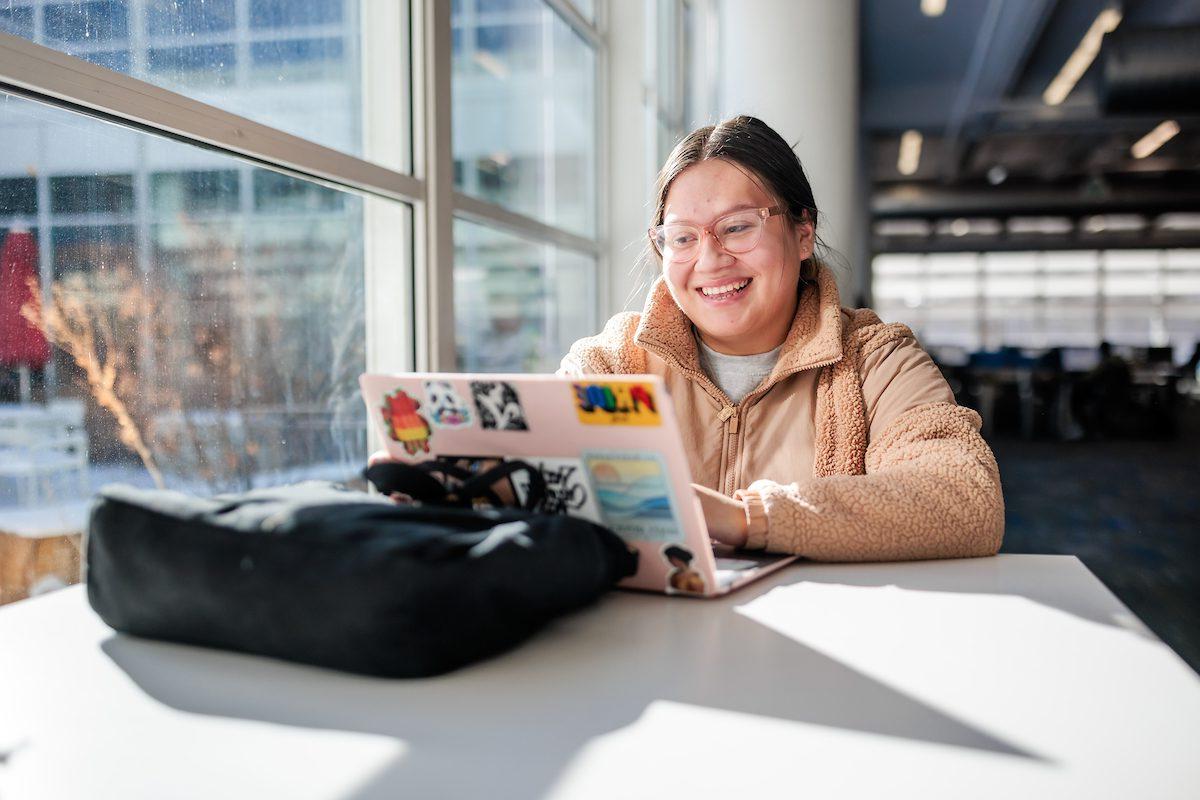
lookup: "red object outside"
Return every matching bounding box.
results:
[0,230,51,368]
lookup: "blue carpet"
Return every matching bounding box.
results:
[993,409,1200,674]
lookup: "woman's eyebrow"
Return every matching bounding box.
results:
[664,203,759,224]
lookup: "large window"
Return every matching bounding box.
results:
[0,2,421,534]
[0,92,378,498]
[873,249,1200,362]
[451,0,601,371]
[646,0,715,171]
[454,218,595,372]
[0,1,606,583]
[0,0,403,169]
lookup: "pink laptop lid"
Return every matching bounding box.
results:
[359,372,718,595]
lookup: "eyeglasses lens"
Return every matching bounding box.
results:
[657,212,764,262]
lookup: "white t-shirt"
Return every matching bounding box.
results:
[696,335,782,405]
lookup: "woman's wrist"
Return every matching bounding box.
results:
[734,488,769,549]
[724,500,750,548]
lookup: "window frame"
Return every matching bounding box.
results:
[0,0,608,376]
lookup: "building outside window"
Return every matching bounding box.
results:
[0,0,608,546]
[451,0,600,373]
[0,0,397,514]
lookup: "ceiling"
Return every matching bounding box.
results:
[861,0,1200,251]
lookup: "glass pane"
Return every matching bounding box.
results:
[873,248,1200,354]
[872,253,923,276]
[569,0,595,24]
[982,251,1037,273]
[0,5,35,37]
[0,176,38,216]
[873,275,922,304]
[453,0,597,238]
[922,303,981,350]
[984,299,1040,348]
[6,0,411,171]
[1042,301,1099,347]
[454,218,595,372]
[926,274,977,300]
[926,252,979,274]
[1104,301,1160,345]
[0,95,404,582]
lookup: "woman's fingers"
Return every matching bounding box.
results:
[367,449,395,467]
[691,483,749,548]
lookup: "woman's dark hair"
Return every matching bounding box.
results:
[649,115,823,281]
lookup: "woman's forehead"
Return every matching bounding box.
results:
[664,159,772,222]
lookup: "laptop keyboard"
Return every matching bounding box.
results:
[714,557,762,571]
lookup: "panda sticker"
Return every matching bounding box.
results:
[423,380,474,429]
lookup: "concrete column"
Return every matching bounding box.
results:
[717,0,868,303]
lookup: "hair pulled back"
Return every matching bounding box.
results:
[649,115,822,280]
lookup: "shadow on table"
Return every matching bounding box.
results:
[100,572,1049,799]
[781,554,1159,642]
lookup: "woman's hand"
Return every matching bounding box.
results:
[368,450,395,468]
[366,450,415,504]
[691,483,748,548]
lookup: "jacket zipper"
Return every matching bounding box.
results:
[637,336,845,496]
[717,404,739,494]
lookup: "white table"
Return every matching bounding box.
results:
[1,555,1197,799]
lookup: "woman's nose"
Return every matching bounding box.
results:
[693,229,732,271]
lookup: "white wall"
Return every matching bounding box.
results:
[716,0,867,303]
[602,0,867,320]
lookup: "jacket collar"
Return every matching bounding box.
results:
[633,263,845,381]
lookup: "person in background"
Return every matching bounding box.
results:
[558,115,1004,561]
[1074,341,1133,439]
[1181,342,1200,387]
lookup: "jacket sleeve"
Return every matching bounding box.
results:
[736,337,1005,561]
[556,312,644,377]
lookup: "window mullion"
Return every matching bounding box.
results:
[594,0,611,329]
[543,0,602,49]
[413,0,455,371]
[363,0,415,374]
[0,30,425,206]
[452,191,601,257]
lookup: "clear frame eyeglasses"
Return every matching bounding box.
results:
[649,205,786,263]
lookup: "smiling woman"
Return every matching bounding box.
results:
[653,159,810,356]
[559,115,1006,562]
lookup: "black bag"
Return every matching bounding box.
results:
[86,473,637,678]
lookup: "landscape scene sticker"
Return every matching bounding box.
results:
[423,380,474,429]
[572,381,661,426]
[380,388,432,456]
[510,457,603,524]
[582,451,682,542]
[470,381,529,430]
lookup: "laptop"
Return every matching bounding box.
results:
[359,372,798,597]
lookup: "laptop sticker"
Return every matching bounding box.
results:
[582,451,683,542]
[423,380,474,429]
[380,388,433,456]
[662,544,706,595]
[510,457,603,523]
[470,381,530,430]
[572,381,662,426]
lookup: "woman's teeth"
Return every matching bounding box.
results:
[700,278,751,297]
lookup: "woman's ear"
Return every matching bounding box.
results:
[791,214,815,260]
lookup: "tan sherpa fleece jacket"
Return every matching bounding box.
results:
[558,264,1005,561]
